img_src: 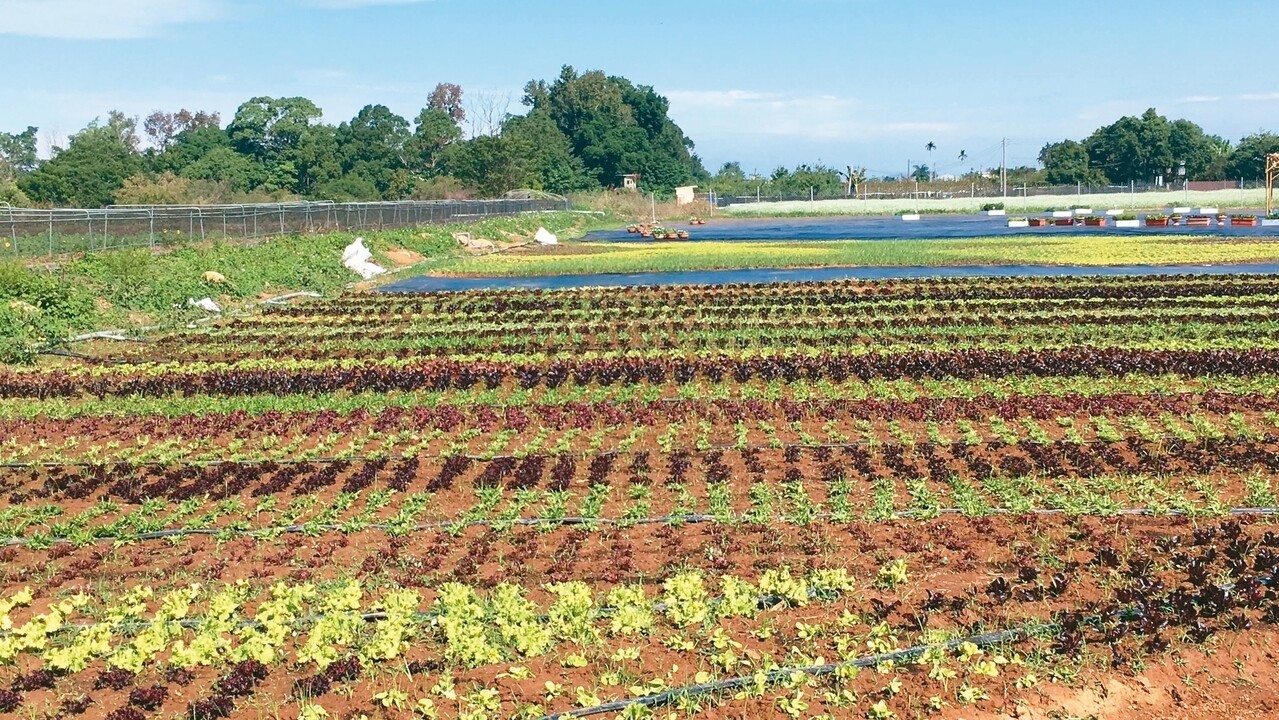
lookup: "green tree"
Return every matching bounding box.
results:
[705,161,754,197]
[911,164,931,183]
[1168,119,1218,180]
[226,96,333,194]
[408,107,462,177]
[228,96,323,159]
[766,163,844,197]
[315,174,381,202]
[149,125,261,191]
[522,66,704,192]
[1086,108,1177,184]
[292,124,342,196]
[444,134,531,196]
[1225,132,1279,181]
[336,104,411,198]
[19,119,141,207]
[500,111,594,194]
[1039,140,1104,185]
[1086,115,1141,184]
[0,126,39,180]
[181,146,260,192]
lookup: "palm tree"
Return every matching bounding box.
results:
[958,149,968,178]
[925,142,937,181]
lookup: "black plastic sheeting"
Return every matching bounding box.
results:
[381,262,1279,293]
[583,213,1279,242]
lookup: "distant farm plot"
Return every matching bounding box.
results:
[723,187,1268,216]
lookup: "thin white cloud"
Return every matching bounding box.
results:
[0,0,222,39]
[1240,92,1279,101]
[665,90,775,107]
[669,88,962,144]
[669,89,862,140]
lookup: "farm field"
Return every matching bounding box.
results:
[4,273,1279,719]
[435,233,1279,278]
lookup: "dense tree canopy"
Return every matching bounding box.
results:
[6,70,705,207]
[1038,140,1105,185]
[522,66,706,192]
[1039,108,1236,186]
[19,119,141,207]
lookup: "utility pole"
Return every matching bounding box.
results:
[1001,138,1007,197]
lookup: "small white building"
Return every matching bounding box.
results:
[674,185,697,205]
[621,174,641,191]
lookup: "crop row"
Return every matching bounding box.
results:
[132,314,1279,363]
[13,348,1279,399]
[6,432,1277,514]
[279,274,1279,314]
[4,387,1270,460]
[5,371,1273,426]
[204,292,1279,334]
[176,297,1279,340]
[1,463,1273,549]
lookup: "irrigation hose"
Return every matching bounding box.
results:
[540,557,1279,720]
[536,625,1041,720]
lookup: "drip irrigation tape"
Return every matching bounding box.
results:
[536,625,1041,719]
[7,506,1279,548]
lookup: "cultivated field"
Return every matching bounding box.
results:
[723,188,1269,217]
[436,234,1279,277]
[3,273,1279,718]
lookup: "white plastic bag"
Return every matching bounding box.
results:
[188,297,221,313]
[534,227,558,245]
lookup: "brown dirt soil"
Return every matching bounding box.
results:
[383,248,426,267]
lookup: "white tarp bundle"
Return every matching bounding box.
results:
[188,297,221,313]
[342,237,387,279]
[534,227,558,245]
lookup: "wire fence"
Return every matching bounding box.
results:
[1,198,570,260]
[711,179,1264,206]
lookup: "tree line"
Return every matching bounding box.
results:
[3,87,1277,209]
[0,66,707,208]
[1038,108,1278,186]
[703,109,1279,200]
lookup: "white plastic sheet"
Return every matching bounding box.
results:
[534,227,558,245]
[188,297,221,313]
[341,237,387,280]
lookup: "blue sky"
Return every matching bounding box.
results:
[4,0,1278,177]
